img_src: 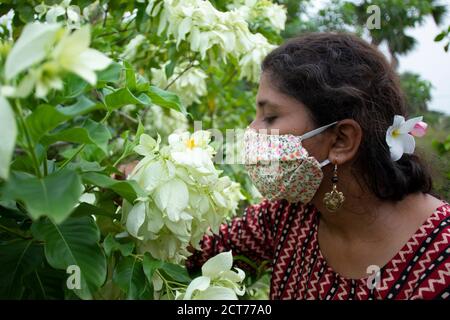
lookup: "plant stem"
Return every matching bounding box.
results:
[14,100,42,178]
[0,224,32,239]
[57,110,112,172]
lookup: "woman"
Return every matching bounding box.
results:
[186,32,449,300]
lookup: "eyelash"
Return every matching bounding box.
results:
[264,116,277,124]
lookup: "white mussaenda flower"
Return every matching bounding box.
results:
[121,34,147,61]
[151,60,207,107]
[4,22,111,98]
[122,131,244,263]
[180,251,245,300]
[35,0,83,29]
[148,0,276,71]
[239,33,276,83]
[386,115,425,161]
[230,0,287,32]
[144,105,189,140]
[4,22,61,81]
[52,25,112,85]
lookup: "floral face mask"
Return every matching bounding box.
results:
[243,121,337,204]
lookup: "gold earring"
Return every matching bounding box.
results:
[323,164,345,212]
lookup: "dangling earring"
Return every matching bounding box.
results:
[323,164,345,212]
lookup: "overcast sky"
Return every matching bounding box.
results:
[310,0,450,115]
[397,15,450,115]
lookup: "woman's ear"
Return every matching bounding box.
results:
[328,119,362,165]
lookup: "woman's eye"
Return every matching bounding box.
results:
[263,116,277,124]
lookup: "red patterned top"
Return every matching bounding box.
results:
[188,200,450,300]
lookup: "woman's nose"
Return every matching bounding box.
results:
[249,119,265,130]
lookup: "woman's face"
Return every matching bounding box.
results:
[250,72,332,163]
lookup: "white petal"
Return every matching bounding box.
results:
[399,133,415,155]
[183,276,210,300]
[202,251,233,278]
[399,116,423,134]
[78,49,112,70]
[193,286,238,300]
[392,115,405,129]
[67,62,97,84]
[0,96,17,179]
[152,272,163,291]
[126,201,146,239]
[389,139,404,161]
[154,178,189,221]
[46,6,66,23]
[5,22,60,80]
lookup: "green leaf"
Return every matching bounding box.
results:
[147,85,187,115]
[103,234,135,257]
[81,172,145,203]
[97,62,122,83]
[70,202,116,219]
[434,32,445,42]
[142,253,163,284]
[160,263,191,284]
[0,96,17,180]
[124,61,137,91]
[0,240,44,299]
[112,256,147,299]
[61,74,88,99]
[104,87,151,111]
[67,159,106,173]
[23,265,66,299]
[41,119,111,154]
[59,96,101,116]
[115,119,145,165]
[142,253,191,284]
[31,216,107,300]
[1,168,83,224]
[25,100,98,144]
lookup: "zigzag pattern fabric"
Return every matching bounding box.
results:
[187,200,450,300]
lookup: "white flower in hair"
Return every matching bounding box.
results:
[386,115,427,161]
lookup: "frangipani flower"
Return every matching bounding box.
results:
[181,251,245,300]
[410,121,428,137]
[386,115,426,161]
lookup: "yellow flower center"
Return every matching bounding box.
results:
[392,129,400,138]
[186,137,196,149]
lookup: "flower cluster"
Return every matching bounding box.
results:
[143,0,277,82]
[35,0,103,29]
[122,131,244,263]
[229,0,287,33]
[177,251,245,300]
[150,60,208,107]
[2,22,111,99]
[144,105,189,140]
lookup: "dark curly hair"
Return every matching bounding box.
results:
[261,32,432,201]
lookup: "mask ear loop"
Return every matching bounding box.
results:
[319,159,331,167]
[301,121,338,140]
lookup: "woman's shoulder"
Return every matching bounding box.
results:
[403,202,450,299]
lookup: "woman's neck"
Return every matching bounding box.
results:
[312,191,442,243]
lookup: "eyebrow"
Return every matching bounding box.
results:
[257,99,282,109]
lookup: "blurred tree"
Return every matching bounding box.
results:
[348,0,447,68]
[400,72,433,115]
